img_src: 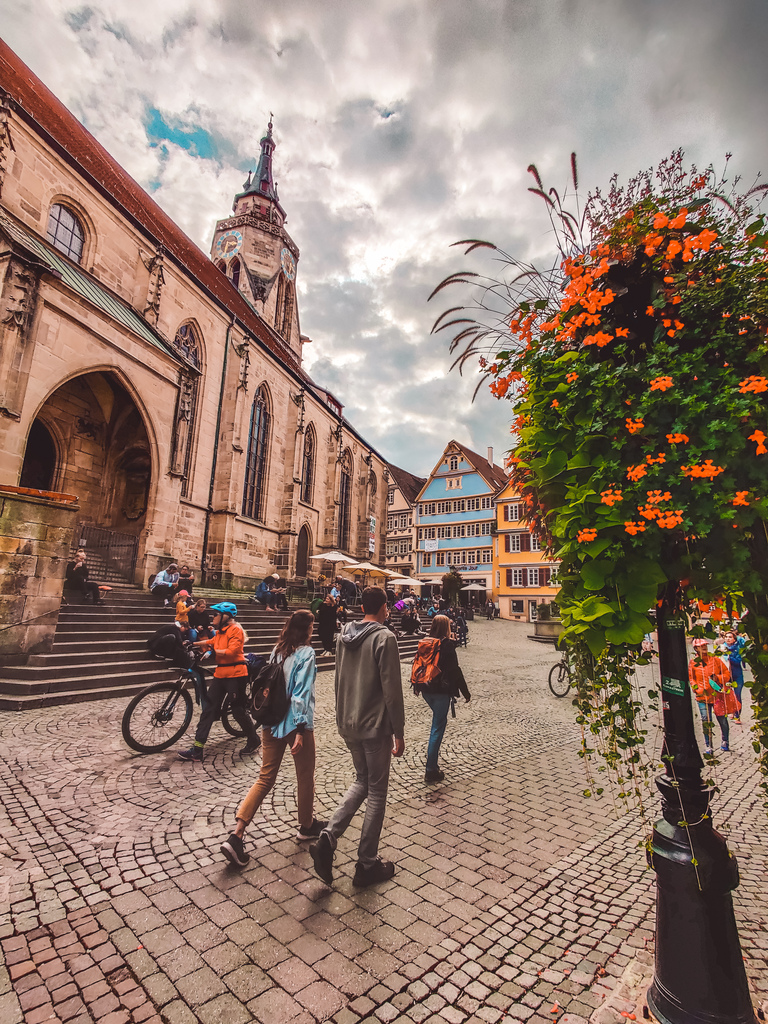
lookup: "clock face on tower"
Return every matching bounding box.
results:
[215,229,243,259]
[280,248,296,280]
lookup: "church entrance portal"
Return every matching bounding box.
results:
[21,372,153,577]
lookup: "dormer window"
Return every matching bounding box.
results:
[46,204,85,263]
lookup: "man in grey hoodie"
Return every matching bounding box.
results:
[310,586,405,887]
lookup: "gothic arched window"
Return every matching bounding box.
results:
[46,203,85,263]
[242,385,270,520]
[173,322,201,370]
[338,449,353,551]
[230,257,241,290]
[369,470,377,512]
[301,427,315,505]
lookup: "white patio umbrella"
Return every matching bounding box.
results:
[338,561,392,578]
[460,583,489,591]
[388,576,426,588]
[308,551,357,563]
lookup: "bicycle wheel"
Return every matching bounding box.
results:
[548,661,571,698]
[221,695,246,737]
[122,682,193,753]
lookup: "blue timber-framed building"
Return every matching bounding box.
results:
[413,440,507,597]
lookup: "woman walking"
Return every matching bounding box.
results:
[220,610,326,867]
[718,629,748,723]
[316,595,338,654]
[689,636,735,753]
[413,615,471,783]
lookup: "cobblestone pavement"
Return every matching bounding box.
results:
[1,620,766,1024]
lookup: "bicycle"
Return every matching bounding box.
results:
[548,651,572,698]
[122,653,253,753]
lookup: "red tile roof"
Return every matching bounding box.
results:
[0,39,299,370]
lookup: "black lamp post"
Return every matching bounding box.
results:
[647,585,756,1024]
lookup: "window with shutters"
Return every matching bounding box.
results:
[528,568,539,586]
[505,534,521,553]
[531,534,541,551]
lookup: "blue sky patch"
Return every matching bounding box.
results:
[145,107,217,160]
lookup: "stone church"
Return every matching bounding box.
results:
[0,39,390,591]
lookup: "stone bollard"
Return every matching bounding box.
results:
[0,484,79,666]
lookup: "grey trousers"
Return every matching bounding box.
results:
[325,735,392,868]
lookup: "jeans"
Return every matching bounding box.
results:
[325,735,392,868]
[697,701,729,749]
[237,728,315,828]
[194,675,257,745]
[423,693,451,771]
[734,680,744,712]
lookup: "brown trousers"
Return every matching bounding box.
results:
[236,728,315,828]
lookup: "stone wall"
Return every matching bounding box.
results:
[0,485,79,664]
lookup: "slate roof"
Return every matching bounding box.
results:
[0,39,298,371]
[387,463,427,507]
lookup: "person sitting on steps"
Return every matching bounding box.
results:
[64,549,104,605]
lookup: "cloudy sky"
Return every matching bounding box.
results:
[2,0,767,475]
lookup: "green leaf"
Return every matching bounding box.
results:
[539,450,568,482]
[581,560,613,590]
[605,621,647,645]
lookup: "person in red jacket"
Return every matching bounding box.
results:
[178,602,260,761]
[689,637,733,754]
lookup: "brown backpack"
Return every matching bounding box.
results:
[410,637,443,691]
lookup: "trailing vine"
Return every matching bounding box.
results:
[432,151,768,807]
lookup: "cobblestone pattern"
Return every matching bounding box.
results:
[1,620,766,1024]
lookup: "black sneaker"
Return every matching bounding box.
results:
[241,735,261,755]
[424,769,445,783]
[309,832,334,885]
[297,818,328,842]
[178,745,204,762]
[353,858,395,887]
[220,834,250,868]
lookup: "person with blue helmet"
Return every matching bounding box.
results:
[179,601,260,761]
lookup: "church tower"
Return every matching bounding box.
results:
[210,121,302,359]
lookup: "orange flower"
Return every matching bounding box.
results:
[638,505,660,520]
[566,372,579,384]
[615,327,630,338]
[681,460,725,479]
[749,430,767,454]
[666,433,689,444]
[666,240,682,259]
[646,306,656,317]
[577,528,598,543]
[600,489,623,506]
[646,490,672,504]
[625,418,644,434]
[669,209,688,230]
[663,275,675,283]
[653,212,669,229]
[739,376,768,394]
[732,491,750,507]
[551,399,559,408]
[626,464,648,482]
[646,453,666,465]
[595,332,614,348]
[624,521,646,535]
[656,510,685,529]
[650,376,674,392]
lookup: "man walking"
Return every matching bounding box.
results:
[310,586,405,887]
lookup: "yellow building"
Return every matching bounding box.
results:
[493,479,559,622]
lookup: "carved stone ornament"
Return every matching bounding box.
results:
[171,374,195,474]
[0,260,34,331]
[0,90,15,199]
[139,245,165,326]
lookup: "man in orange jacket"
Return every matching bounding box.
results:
[689,637,732,754]
[179,603,260,761]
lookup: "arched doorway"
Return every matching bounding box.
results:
[19,419,57,491]
[296,525,311,578]
[22,371,153,579]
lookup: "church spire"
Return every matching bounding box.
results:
[243,118,279,202]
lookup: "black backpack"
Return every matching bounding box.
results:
[249,658,290,727]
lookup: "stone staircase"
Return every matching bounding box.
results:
[0,587,422,710]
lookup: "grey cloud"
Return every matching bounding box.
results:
[3,0,768,473]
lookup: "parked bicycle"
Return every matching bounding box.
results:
[122,650,255,753]
[548,651,572,698]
